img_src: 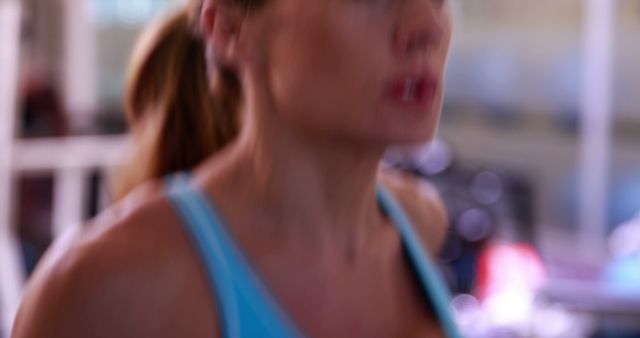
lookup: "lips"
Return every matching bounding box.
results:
[385,75,438,108]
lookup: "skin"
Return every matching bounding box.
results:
[12,0,453,337]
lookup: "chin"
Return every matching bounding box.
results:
[371,107,441,142]
[386,122,439,144]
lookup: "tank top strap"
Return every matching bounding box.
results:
[165,172,459,338]
[165,172,304,338]
[376,183,461,338]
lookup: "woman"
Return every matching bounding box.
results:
[13,0,457,337]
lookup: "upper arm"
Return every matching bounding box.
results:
[12,195,220,338]
[13,230,166,338]
[12,231,111,338]
[13,203,152,338]
[380,169,449,255]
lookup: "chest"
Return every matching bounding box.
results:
[231,234,445,338]
[147,222,445,337]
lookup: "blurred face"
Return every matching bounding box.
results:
[241,0,453,145]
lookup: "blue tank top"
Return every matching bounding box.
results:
[166,173,461,338]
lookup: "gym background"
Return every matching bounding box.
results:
[1,0,639,337]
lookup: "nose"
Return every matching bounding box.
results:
[393,0,448,59]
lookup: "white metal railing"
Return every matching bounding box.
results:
[14,136,128,236]
[62,0,98,132]
[1,135,127,336]
[578,0,615,250]
[0,0,128,333]
[0,0,24,335]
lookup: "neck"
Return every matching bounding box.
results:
[205,102,388,253]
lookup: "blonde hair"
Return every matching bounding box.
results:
[113,5,239,200]
[114,0,268,200]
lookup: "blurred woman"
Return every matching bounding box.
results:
[13,0,457,337]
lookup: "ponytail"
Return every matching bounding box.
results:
[113,5,240,200]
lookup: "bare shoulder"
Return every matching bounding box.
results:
[12,181,215,338]
[380,169,449,255]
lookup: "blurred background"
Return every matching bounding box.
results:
[1,0,639,337]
